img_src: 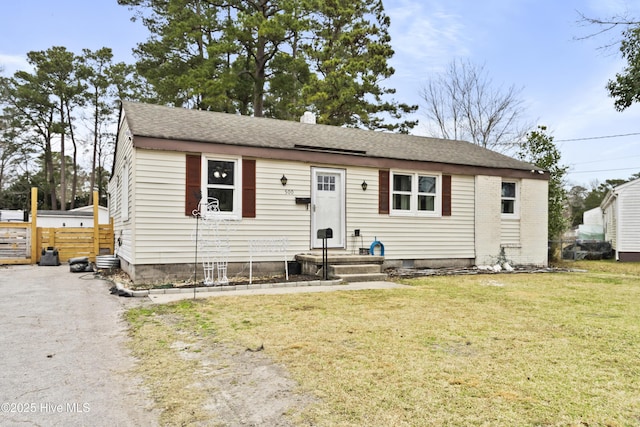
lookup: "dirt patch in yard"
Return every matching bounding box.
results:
[179,339,316,426]
[127,305,318,426]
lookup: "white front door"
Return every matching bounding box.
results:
[312,168,345,248]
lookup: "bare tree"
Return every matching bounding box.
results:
[420,59,531,152]
[575,11,639,48]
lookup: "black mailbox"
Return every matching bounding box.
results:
[317,228,333,239]
[295,197,311,205]
[317,228,333,280]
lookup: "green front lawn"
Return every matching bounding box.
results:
[126,260,640,426]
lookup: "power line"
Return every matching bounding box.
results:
[569,166,640,174]
[570,154,640,166]
[556,132,640,142]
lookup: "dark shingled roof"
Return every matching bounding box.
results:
[122,101,541,172]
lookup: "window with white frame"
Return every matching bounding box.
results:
[501,181,518,215]
[418,175,437,211]
[391,172,440,215]
[204,157,239,216]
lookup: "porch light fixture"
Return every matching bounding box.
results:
[361,180,368,191]
[281,174,288,186]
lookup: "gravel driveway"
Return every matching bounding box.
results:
[0,264,158,426]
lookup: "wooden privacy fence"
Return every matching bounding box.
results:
[0,188,114,265]
[0,223,31,265]
[37,223,114,263]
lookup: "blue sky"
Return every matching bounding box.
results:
[1,0,639,187]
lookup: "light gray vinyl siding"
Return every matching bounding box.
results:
[603,201,617,249]
[617,180,640,252]
[129,151,477,265]
[134,150,194,264]
[240,160,312,261]
[133,154,312,265]
[109,121,134,262]
[346,171,476,260]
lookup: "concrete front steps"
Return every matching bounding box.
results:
[295,254,387,283]
[329,264,387,282]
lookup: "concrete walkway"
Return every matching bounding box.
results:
[148,280,410,304]
[0,264,159,426]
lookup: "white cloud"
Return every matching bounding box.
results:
[387,0,470,77]
[384,0,473,118]
[0,53,30,75]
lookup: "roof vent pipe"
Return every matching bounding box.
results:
[300,111,316,124]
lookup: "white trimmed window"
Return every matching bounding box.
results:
[391,172,440,216]
[501,181,518,216]
[203,156,241,218]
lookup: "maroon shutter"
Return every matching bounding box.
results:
[442,174,452,216]
[379,170,389,214]
[185,154,201,216]
[242,159,256,218]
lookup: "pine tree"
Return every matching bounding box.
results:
[119,0,416,130]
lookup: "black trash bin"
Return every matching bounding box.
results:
[287,261,301,275]
[40,247,60,266]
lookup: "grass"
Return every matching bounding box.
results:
[126,260,640,426]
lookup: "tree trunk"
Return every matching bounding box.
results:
[66,102,78,209]
[253,33,266,117]
[45,137,57,210]
[59,98,66,210]
[96,144,103,205]
[251,0,270,118]
[89,91,99,205]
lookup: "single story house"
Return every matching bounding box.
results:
[601,177,640,261]
[109,101,549,283]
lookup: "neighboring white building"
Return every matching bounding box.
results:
[31,206,110,228]
[583,207,604,227]
[578,207,604,241]
[109,101,549,283]
[0,210,25,222]
[601,177,640,261]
